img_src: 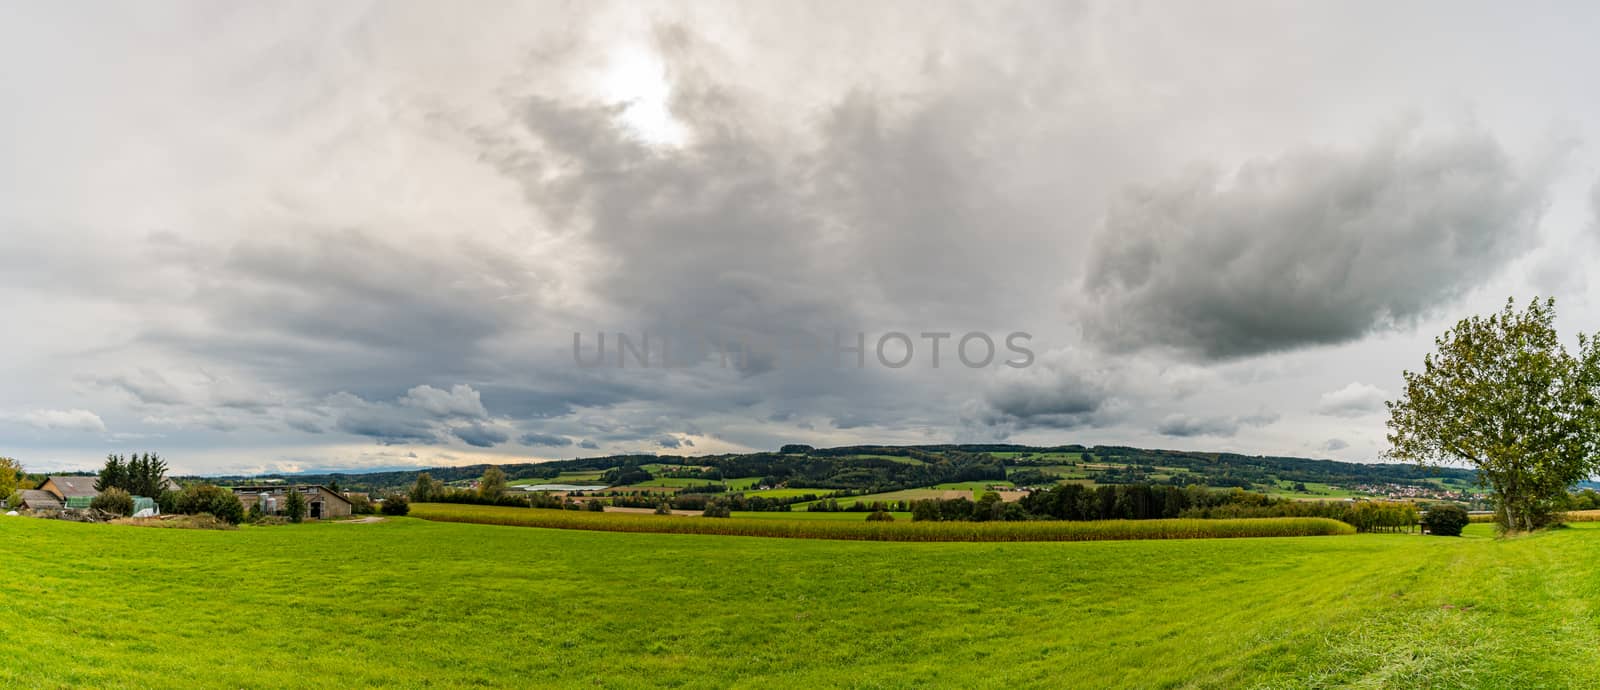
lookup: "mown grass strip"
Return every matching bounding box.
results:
[410,503,1355,542]
[1469,509,1600,524]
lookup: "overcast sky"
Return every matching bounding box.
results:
[4,1,1599,474]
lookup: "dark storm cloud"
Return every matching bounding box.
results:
[1083,128,1547,360]
[578,440,600,450]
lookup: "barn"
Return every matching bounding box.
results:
[231,485,353,520]
[16,489,63,511]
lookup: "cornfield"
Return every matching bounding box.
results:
[410,503,1355,542]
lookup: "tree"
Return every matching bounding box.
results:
[479,466,507,500]
[91,487,135,517]
[95,453,168,496]
[1387,298,1600,532]
[1421,503,1470,537]
[410,472,442,503]
[284,488,308,523]
[95,454,127,492]
[0,457,22,504]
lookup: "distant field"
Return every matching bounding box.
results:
[509,471,604,486]
[740,488,832,499]
[1265,481,1362,500]
[931,480,1014,491]
[411,503,1353,542]
[794,487,953,508]
[6,515,1600,687]
[845,453,925,465]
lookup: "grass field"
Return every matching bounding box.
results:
[509,470,604,486]
[413,504,1352,542]
[7,515,1600,688]
[740,488,832,499]
[930,480,1014,491]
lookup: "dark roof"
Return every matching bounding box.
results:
[18,490,63,510]
[44,476,99,498]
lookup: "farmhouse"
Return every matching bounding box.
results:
[37,476,99,503]
[231,485,353,520]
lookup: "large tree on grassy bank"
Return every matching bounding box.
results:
[1386,298,1600,532]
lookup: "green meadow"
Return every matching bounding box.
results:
[6,516,1600,688]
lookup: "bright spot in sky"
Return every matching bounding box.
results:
[598,47,688,147]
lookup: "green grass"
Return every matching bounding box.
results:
[1266,481,1362,500]
[633,476,767,490]
[930,480,1014,491]
[739,488,833,499]
[412,504,1353,542]
[509,470,605,486]
[9,516,1600,687]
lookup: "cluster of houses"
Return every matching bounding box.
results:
[12,476,354,520]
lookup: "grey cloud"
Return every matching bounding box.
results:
[453,422,510,448]
[1322,438,1350,452]
[1083,127,1547,360]
[1316,382,1389,417]
[518,432,573,447]
[14,408,107,433]
[969,352,1116,431]
[401,384,490,419]
[326,386,500,446]
[98,370,186,406]
[333,408,437,445]
[280,410,327,434]
[656,436,683,449]
[1157,411,1278,438]
[578,440,600,450]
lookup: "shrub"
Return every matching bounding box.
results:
[866,510,895,522]
[348,494,376,515]
[653,503,673,515]
[176,484,246,525]
[1422,503,1470,536]
[585,499,605,512]
[156,489,181,515]
[380,494,410,516]
[247,502,265,522]
[284,489,308,523]
[91,487,135,517]
[702,500,732,518]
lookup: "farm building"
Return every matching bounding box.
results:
[16,489,63,511]
[36,475,182,508]
[37,476,99,502]
[231,485,353,519]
